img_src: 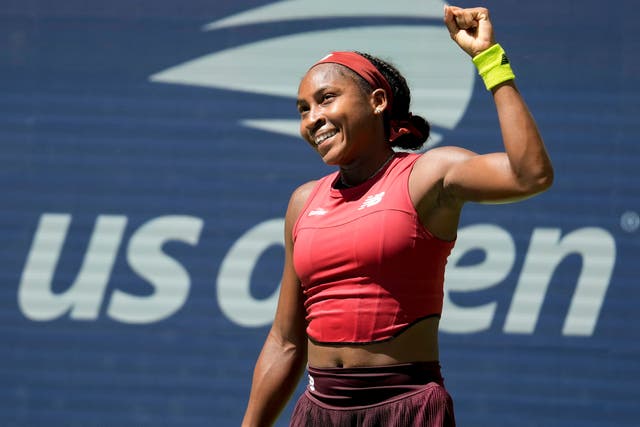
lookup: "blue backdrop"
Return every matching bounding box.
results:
[1,1,638,426]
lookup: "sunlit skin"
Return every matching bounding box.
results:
[242,6,553,426]
[296,64,395,187]
[296,63,442,367]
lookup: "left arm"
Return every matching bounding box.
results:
[441,6,554,203]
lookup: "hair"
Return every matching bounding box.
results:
[356,52,430,150]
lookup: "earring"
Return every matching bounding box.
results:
[375,108,382,114]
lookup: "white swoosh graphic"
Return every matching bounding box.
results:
[203,0,449,30]
[150,25,473,148]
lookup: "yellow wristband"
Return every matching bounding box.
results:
[472,44,515,90]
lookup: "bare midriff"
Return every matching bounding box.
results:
[307,317,440,368]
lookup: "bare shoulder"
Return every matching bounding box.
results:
[415,146,476,172]
[408,146,479,211]
[290,180,318,207]
[410,146,477,184]
[286,180,318,221]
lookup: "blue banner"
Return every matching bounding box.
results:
[1,1,637,426]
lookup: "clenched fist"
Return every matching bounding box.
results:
[444,5,496,57]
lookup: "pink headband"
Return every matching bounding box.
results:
[311,51,423,144]
[312,51,394,108]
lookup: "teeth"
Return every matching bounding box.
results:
[314,130,337,145]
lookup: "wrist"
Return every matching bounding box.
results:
[472,43,515,90]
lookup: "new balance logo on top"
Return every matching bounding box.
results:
[358,192,385,210]
[308,208,328,216]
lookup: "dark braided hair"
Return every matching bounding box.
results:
[357,52,430,150]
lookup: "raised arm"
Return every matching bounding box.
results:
[241,183,314,427]
[440,6,553,203]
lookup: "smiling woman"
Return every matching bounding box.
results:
[295,51,433,191]
[242,5,553,427]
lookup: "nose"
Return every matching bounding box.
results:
[304,105,325,135]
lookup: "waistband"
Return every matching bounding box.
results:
[306,361,444,408]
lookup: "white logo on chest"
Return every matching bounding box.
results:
[308,208,328,216]
[358,192,385,210]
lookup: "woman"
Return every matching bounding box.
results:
[242,5,553,427]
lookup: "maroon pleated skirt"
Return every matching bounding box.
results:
[290,361,455,427]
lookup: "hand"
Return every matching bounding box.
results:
[444,5,496,57]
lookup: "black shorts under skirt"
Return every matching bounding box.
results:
[289,362,455,427]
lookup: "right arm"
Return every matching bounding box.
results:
[241,182,315,427]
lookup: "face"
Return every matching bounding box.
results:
[296,64,380,165]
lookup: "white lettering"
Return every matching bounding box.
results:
[18,214,617,335]
[503,227,615,336]
[18,214,127,321]
[107,216,203,324]
[217,219,284,327]
[440,224,516,333]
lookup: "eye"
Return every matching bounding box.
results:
[321,93,335,104]
[297,103,309,116]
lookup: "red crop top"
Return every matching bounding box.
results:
[292,153,455,344]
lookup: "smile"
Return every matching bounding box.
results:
[314,130,337,145]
